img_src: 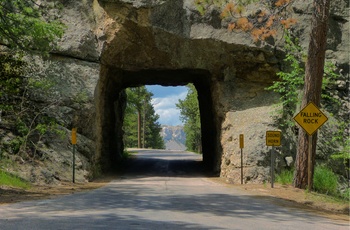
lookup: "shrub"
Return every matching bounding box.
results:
[313,165,338,195]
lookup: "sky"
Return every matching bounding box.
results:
[146,85,188,126]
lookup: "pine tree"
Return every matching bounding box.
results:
[293,0,331,189]
[123,86,165,149]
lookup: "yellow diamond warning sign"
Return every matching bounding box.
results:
[293,102,328,136]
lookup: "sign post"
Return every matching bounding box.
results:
[266,131,281,188]
[71,128,77,183]
[239,134,244,184]
[293,102,328,190]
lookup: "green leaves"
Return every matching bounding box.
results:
[0,0,65,53]
[176,84,201,153]
[266,31,340,129]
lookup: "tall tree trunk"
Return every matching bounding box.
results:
[137,109,141,148]
[142,101,147,148]
[293,0,331,189]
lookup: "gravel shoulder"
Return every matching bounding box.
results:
[211,177,349,222]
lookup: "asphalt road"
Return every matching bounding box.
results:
[0,149,348,229]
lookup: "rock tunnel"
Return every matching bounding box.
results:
[93,0,281,180]
[95,67,220,173]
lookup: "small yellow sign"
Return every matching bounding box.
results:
[239,134,244,148]
[293,102,328,136]
[71,128,77,145]
[266,131,281,146]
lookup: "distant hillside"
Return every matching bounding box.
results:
[160,125,186,151]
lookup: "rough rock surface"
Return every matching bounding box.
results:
[1,0,348,184]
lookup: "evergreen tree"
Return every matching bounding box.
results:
[123,86,165,149]
[293,0,331,189]
[143,102,165,149]
[176,84,201,153]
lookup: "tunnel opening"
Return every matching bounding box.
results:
[96,67,220,175]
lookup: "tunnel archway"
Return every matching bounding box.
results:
[95,67,220,174]
[93,0,282,182]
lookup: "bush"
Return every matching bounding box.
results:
[276,169,294,185]
[313,165,338,195]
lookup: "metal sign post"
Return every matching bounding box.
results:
[239,134,244,184]
[266,131,281,188]
[71,128,77,183]
[308,135,313,190]
[271,145,275,188]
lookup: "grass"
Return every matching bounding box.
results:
[313,165,338,196]
[276,169,294,185]
[275,166,349,202]
[0,169,31,190]
[305,189,348,207]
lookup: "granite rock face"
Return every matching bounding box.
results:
[4,0,348,183]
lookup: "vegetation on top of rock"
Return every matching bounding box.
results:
[0,0,65,53]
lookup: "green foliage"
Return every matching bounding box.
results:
[3,137,24,154]
[0,54,64,158]
[176,84,201,153]
[276,169,294,185]
[0,53,26,104]
[267,31,340,130]
[0,0,65,53]
[0,169,31,189]
[313,165,338,196]
[123,87,165,149]
[321,61,341,107]
[266,33,304,128]
[330,123,350,178]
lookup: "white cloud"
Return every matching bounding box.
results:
[151,92,187,126]
[156,108,182,126]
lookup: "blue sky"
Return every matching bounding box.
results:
[146,85,188,126]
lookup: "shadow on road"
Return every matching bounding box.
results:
[120,150,214,178]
